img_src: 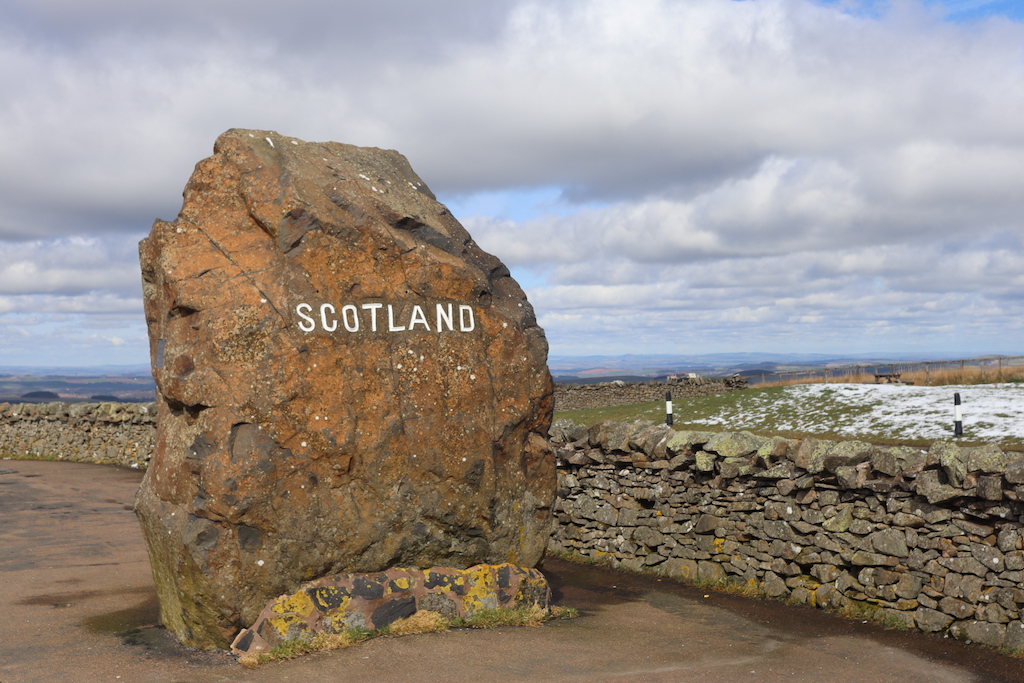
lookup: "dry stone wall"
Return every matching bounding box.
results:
[554,376,746,412]
[0,401,155,469]
[548,419,1024,651]
[6,401,1024,651]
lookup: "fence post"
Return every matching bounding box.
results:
[954,393,963,437]
[665,391,673,427]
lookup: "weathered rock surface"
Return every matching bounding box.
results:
[135,129,554,649]
[231,563,550,655]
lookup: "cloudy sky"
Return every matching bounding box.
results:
[2,0,1023,367]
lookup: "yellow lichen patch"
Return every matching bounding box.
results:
[264,612,313,639]
[390,577,412,590]
[424,568,468,596]
[462,565,499,616]
[309,586,350,613]
[270,590,315,617]
[514,575,549,607]
[712,538,725,553]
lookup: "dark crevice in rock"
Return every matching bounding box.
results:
[393,215,425,231]
[464,459,486,489]
[164,397,211,420]
[168,305,199,321]
[394,217,464,257]
[488,262,511,283]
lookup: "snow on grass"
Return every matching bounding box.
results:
[689,383,1024,444]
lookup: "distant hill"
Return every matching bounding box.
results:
[21,390,60,399]
[548,352,967,382]
[0,370,155,403]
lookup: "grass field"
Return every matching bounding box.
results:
[758,361,1024,387]
[555,383,1024,451]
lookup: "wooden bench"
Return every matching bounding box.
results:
[874,372,902,383]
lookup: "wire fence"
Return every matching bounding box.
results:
[746,355,1024,387]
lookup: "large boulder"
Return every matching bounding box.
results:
[135,129,555,649]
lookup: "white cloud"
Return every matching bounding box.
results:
[91,334,126,346]
[0,0,1022,362]
[0,236,142,295]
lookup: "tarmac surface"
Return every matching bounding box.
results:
[2,459,1023,683]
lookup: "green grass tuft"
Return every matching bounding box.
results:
[450,603,548,628]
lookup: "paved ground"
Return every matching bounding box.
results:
[2,459,1023,683]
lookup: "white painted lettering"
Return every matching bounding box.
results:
[459,305,475,332]
[409,305,430,330]
[296,303,315,332]
[298,300,477,335]
[361,303,383,331]
[387,304,406,332]
[436,303,454,331]
[342,304,359,332]
[320,303,338,332]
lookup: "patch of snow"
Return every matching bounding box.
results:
[693,383,1024,443]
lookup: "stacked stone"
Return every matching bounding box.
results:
[0,401,155,469]
[231,564,550,655]
[548,419,1024,651]
[554,376,741,412]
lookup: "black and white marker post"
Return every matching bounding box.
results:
[665,391,673,426]
[953,392,963,437]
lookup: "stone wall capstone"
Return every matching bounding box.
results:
[548,418,1024,652]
